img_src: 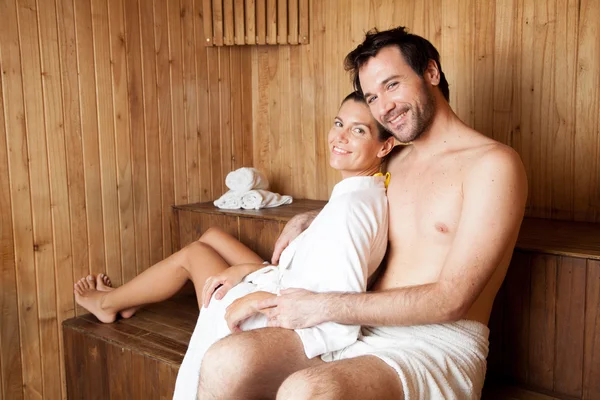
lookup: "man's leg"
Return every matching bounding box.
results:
[277,356,403,400]
[198,328,323,399]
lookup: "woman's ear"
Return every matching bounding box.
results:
[377,137,395,159]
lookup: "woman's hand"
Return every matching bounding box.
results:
[202,263,263,308]
[225,291,276,332]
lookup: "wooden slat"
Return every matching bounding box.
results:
[528,254,556,391]
[201,0,213,46]
[208,47,224,197]
[241,49,254,166]
[502,252,531,384]
[245,0,256,44]
[139,0,164,267]
[0,25,23,400]
[38,0,75,396]
[238,217,282,261]
[154,0,175,259]
[487,284,505,377]
[583,260,600,399]
[230,49,244,170]
[256,0,266,44]
[266,0,276,44]
[277,0,287,44]
[17,0,61,397]
[288,0,298,44]
[106,344,133,399]
[234,0,244,45]
[212,0,224,46]
[223,0,234,45]
[553,257,586,397]
[220,48,233,179]
[158,363,178,398]
[298,0,308,44]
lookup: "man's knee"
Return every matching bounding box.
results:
[199,334,266,395]
[277,368,342,400]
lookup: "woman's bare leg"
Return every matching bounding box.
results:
[74,227,263,323]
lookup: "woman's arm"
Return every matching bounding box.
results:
[271,209,321,264]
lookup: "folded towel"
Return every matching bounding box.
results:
[241,190,293,210]
[213,190,243,209]
[225,167,269,192]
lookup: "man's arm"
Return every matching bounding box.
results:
[260,147,528,328]
[271,209,321,264]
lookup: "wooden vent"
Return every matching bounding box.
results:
[202,0,309,46]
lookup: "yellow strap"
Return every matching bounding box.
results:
[373,172,391,188]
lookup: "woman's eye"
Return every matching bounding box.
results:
[334,121,343,128]
[352,127,366,135]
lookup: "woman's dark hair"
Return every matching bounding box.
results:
[341,91,393,141]
[344,26,450,101]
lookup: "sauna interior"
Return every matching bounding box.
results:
[1,0,599,399]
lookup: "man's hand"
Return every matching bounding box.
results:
[202,263,263,308]
[271,210,319,264]
[225,291,276,332]
[257,288,327,329]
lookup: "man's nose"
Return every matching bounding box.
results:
[379,98,395,120]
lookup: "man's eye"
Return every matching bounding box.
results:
[387,82,398,90]
[367,96,377,104]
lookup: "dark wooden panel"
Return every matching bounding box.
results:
[158,362,178,399]
[107,345,133,399]
[553,257,586,397]
[238,218,282,261]
[583,260,600,400]
[487,284,505,377]
[528,254,557,391]
[81,335,110,400]
[502,252,531,384]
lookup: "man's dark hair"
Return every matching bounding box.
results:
[344,27,450,101]
[341,91,393,141]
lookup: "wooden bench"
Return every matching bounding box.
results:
[63,202,600,399]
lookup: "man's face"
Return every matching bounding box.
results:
[359,46,436,143]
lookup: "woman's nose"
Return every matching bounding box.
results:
[335,129,349,143]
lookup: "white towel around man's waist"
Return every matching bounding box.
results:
[241,189,293,209]
[225,167,269,192]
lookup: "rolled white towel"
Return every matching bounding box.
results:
[225,168,269,192]
[241,190,293,210]
[213,190,243,209]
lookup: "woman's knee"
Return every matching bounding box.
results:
[277,368,342,400]
[198,226,228,244]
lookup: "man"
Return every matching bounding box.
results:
[198,26,528,399]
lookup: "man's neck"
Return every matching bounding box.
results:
[410,100,464,157]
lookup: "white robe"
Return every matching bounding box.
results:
[173,175,388,400]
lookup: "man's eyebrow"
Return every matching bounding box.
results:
[363,74,403,98]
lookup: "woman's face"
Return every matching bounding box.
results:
[328,100,393,178]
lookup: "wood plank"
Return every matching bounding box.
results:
[252,47,271,178]
[80,334,110,400]
[238,217,282,261]
[63,326,83,399]
[502,252,531,384]
[0,26,24,400]
[154,0,175,259]
[16,0,60,397]
[109,0,136,284]
[240,48,254,167]
[212,0,224,46]
[37,0,75,396]
[123,314,192,345]
[75,0,107,285]
[168,0,189,206]
[195,0,212,202]
[158,363,178,399]
[298,0,308,44]
[287,0,298,44]
[298,37,315,198]
[528,254,556,391]
[553,256,586,397]
[182,0,200,204]
[125,0,151,274]
[177,210,195,250]
[219,48,233,182]
[91,0,122,293]
[583,260,600,399]
[139,0,164,267]
[223,0,234,45]
[230,49,244,170]
[277,0,287,44]
[201,0,213,46]
[574,0,600,223]
[106,343,133,399]
[266,0,276,44]
[256,0,266,44]
[188,213,239,245]
[487,284,504,377]
[245,0,256,44]
[57,0,90,318]
[207,47,223,197]
[234,0,244,45]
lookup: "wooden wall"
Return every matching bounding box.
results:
[250,0,600,223]
[0,0,252,398]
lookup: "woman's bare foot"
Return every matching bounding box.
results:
[95,273,140,319]
[74,275,117,323]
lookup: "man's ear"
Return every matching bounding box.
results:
[378,138,396,158]
[424,59,441,86]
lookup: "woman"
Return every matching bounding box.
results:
[73,92,395,399]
